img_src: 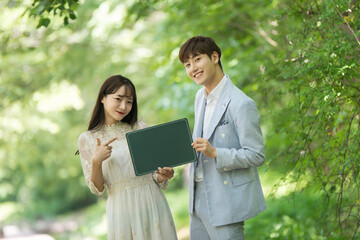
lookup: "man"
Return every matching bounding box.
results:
[179,36,266,240]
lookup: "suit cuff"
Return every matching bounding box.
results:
[215,148,232,172]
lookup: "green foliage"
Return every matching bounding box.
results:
[1,0,359,239]
[246,189,348,240]
[164,188,190,230]
[166,165,188,192]
[28,0,80,27]
[261,0,360,238]
[0,0,107,219]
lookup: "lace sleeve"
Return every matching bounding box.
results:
[152,172,169,190]
[78,132,105,196]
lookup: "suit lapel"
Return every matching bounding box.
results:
[204,79,232,140]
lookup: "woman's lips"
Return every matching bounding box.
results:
[116,111,125,115]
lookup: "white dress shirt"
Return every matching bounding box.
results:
[195,74,228,182]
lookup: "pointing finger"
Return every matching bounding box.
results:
[105,137,118,146]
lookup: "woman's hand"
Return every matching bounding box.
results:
[90,137,117,192]
[155,167,175,183]
[92,137,118,164]
[192,137,217,158]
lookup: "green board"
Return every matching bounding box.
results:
[126,118,197,176]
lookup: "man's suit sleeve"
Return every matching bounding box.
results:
[216,99,265,170]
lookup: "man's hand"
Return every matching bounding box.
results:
[192,137,217,158]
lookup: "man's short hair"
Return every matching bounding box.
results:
[179,36,222,70]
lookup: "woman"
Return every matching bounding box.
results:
[78,75,178,240]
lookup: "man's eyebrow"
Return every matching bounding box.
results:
[184,54,200,63]
[189,54,200,59]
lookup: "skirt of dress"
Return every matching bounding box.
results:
[106,177,177,240]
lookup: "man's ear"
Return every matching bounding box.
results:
[212,51,219,64]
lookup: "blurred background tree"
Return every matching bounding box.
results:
[0,0,359,239]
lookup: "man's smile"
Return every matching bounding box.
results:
[194,71,203,79]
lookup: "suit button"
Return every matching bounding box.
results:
[224,181,228,185]
[221,133,225,138]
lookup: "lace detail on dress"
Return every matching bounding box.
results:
[107,175,153,195]
[103,121,132,131]
[90,121,139,143]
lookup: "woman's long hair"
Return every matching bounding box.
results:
[88,74,138,131]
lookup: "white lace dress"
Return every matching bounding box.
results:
[78,121,177,240]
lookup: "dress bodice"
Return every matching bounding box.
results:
[78,121,150,195]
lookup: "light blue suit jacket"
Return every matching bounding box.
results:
[189,77,266,227]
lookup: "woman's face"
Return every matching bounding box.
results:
[101,85,133,125]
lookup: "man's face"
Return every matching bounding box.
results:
[183,52,219,87]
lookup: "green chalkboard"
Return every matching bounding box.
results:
[126,118,197,176]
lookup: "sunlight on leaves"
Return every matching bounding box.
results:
[33,81,84,113]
